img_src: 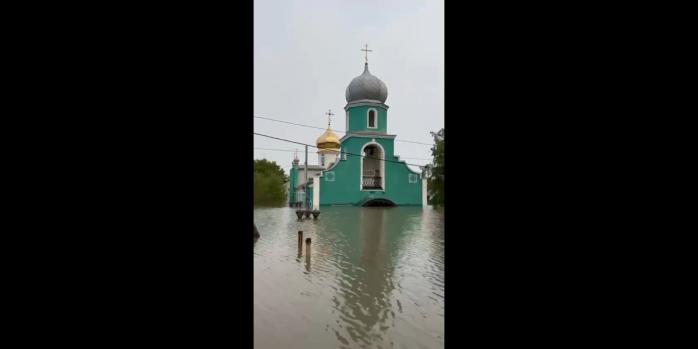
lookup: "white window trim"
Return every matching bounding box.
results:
[359,141,385,191]
[366,108,378,129]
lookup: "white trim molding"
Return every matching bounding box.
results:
[344,101,389,110]
[422,178,428,207]
[367,108,378,129]
[339,133,396,143]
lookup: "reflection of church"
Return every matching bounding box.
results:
[288,55,427,208]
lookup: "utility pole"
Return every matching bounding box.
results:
[304,144,308,210]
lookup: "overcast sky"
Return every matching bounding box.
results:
[254,0,444,175]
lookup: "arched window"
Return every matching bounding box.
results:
[361,143,384,190]
[367,109,377,128]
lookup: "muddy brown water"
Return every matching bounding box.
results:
[254,206,444,349]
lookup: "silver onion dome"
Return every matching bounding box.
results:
[345,63,388,103]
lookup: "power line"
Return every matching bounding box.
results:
[254,147,305,153]
[254,115,434,146]
[254,116,327,132]
[253,132,430,168]
[253,147,431,161]
[253,147,321,155]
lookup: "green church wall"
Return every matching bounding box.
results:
[319,136,422,206]
[346,105,388,133]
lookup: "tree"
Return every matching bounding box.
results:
[254,159,288,207]
[427,128,444,207]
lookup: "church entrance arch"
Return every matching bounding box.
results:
[361,198,396,207]
[360,142,385,190]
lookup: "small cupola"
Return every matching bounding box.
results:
[316,110,341,151]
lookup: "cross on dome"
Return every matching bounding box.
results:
[361,44,372,63]
[325,109,334,128]
[346,45,388,103]
[316,109,341,150]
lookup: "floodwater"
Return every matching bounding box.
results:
[254,206,444,349]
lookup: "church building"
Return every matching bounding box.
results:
[289,58,427,208]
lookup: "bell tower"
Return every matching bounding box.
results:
[344,45,389,134]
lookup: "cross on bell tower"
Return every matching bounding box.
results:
[361,44,372,63]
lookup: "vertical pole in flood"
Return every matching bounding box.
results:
[304,145,308,211]
[298,231,303,254]
[304,237,311,271]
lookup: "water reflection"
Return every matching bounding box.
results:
[329,207,417,348]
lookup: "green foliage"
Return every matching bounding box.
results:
[254,159,288,207]
[427,128,444,207]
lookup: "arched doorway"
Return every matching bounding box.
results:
[361,198,396,207]
[361,142,384,190]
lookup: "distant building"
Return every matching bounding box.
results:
[289,60,426,208]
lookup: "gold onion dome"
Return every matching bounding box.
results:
[316,128,340,150]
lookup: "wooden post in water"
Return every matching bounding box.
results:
[305,237,311,255]
[298,231,303,250]
[304,237,311,270]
